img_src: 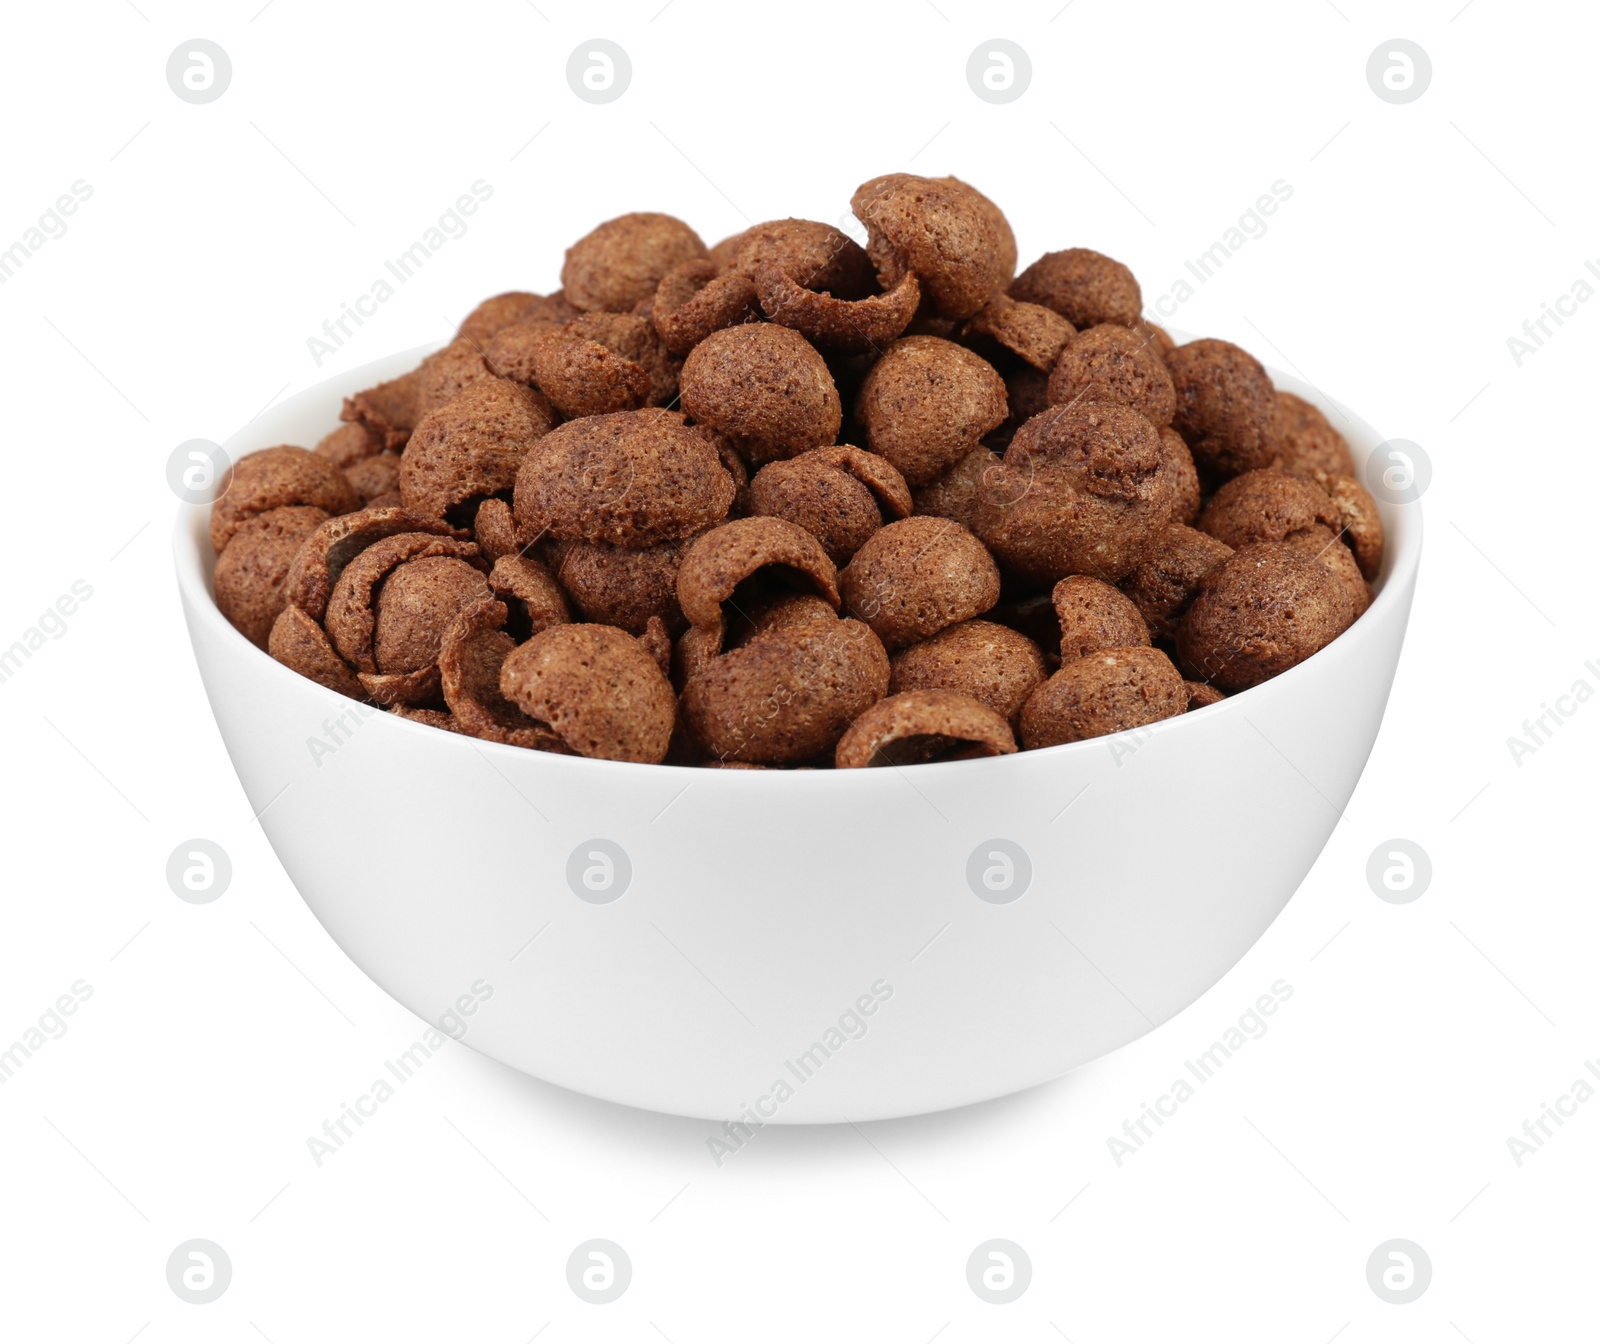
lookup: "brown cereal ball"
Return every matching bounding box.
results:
[316,420,383,469]
[748,445,912,564]
[372,556,494,675]
[514,409,735,547]
[1196,467,1341,551]
[1310,471,1384,580]
[1134,318,1177,359]
[960,294,1075,372]
[679,617,888,764]
[416,338,497,419]
[548,535,693,634]
[835,690,1016,767]
[679,324,842,463]
[888,619,1046,725]
[1268,391,1354,477]
[652,258,760,355]
[1166,339,1276,478]
[344,452,401,504]
[1160,426,1201,525]
[526,312,682,417]
[479,321,562,386]
[459,290,581,346]
[500,623,676,763]
[840,516,1001,650]
[851,174,1008,320]
[561,212,707,314]
[1282,524,1372,619]
[1010,249,1142,329]
[211,446,360,553]
[324,533,486,672]
[856,336,1008,486]
[911,448,1002,532]
[1019,646,1187,748]
[944,177,1017,283]
[1119,524,1234,642]
[1048,324,1176,428]
[1052,575,1151,662]
[268,605,364,699]
[1176,540,1358,690]
[1185,680,1226,710]
[214,505,331,647]
[676,517,840,639]
[977,403,1177,585]
[489,552,572,635]
[401,377,558,521]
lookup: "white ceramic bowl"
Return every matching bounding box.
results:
[175,343,1420,1122]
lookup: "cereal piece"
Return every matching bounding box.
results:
[473,497,520,561]
[851,174,1008,320]
[911,448,1002,532]
[1176,540,1359,690]
[214,505,332,647]
[400,377,558,521]
[358,665,443,707]
[748,445,912,564]
[679,325,842,464]
[459,290,581,346]
[835,689,1016,767]
[416,338,497,420]
[439,599,549,743]
[1282,524,1372,619]
[1197,468,1341,552]
[1010,249,1142,329]
[267,606,365,699]
[651,259,760,355]
[639,615,673,679]
[755,266,922,354]
[480,322,563,385]
[1052,575,1151,662]
[1134,319,1176,359]
[388,704,470,733]
[856,336,1008,485]
[945,176,1017,283]
[514,408,735,547]
[676,517,840,646]
[344,452,401,504]
[977,403,1178,585]
[888,619,1045,725]
[1119,524,1234,642]
[210,446,360,553]
[961,294,1075,372]
[500,623,676,763]
[840,516,1000,650]
[1185,680,1226,710]
[323,533,488,674]
[489,553,572,635]
[1019,646,1187,748]
[282,507,466,622]
[562,212,707,314]
[1267,391,1354,477]
[680,617,889,764]
[1166,339,1276,478]
[719,218,877,296]
[342,367,423,449]
[1309,471,1384,580]
[523,312,683,417]
[546,536,690,634]
[1161,426,1201,525]
[316,420,383,469]
[1048,324,1176,427]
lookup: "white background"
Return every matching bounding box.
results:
[2,0,1596,1338]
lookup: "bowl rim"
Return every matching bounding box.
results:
[173,340,1423,785]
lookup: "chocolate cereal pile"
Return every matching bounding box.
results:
[211,173,1382,768]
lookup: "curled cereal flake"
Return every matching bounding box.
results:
[835,689,1016,768]
[651,259,760,355]
[388,705,470,733]
[961,294,1074,372]
[282,506,467,623]
[639,615,672,679]
[717,219,876,296]
[416,338,497,420]
[1010,248,1142,329]
[676,517,840,642]
[1166,339,1276,478]
[316,420,383,469]
[514,408,735,548]
[489,553,572,635]
[679,325,841,465]
[210,446,360,553]
[214,505,331,647]
[267,605,364,700]
[500,624,676,763]
[1020,646,1187,749]
[342,366,423,450]
[840,516,999,651]
[856,337,1008,486]
[851,175,1009,320]
[440,599,557,744]
[888,620,1045,727]
[562,212,707,314]
[400,377,557,521]
[748,445,911,565]
[1119,525,1234,643]
[754,265,921,355]
[472,497,520,561]
[1184,680,1227,711]
[344,452,401,503]
[1052,576,1151,663]
[1048,324,1177,428]
[359,665,443,708]
[324,534,488,674]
